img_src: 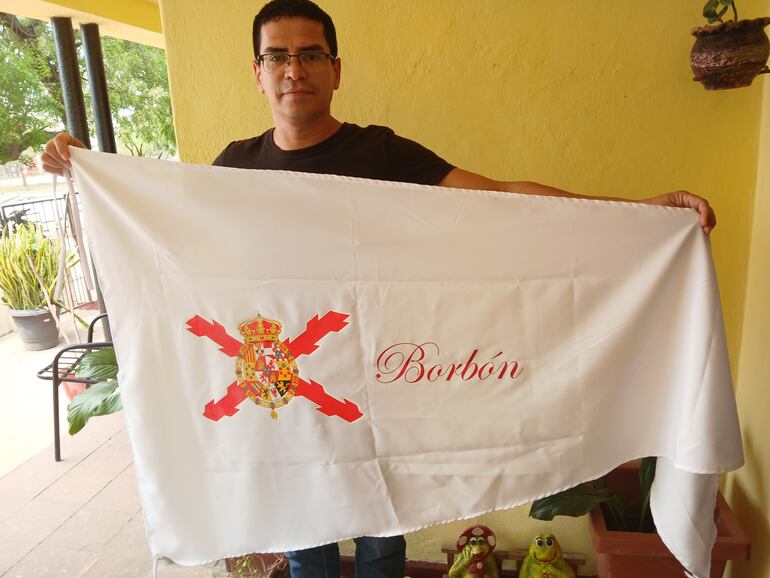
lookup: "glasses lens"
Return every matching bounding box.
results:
[261,53,289,72]
[299,53,327,69]
[261,53,329,72]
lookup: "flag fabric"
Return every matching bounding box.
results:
[70,148,743,578]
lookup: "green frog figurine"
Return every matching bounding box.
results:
[519,534,575,578]
[448,525,500,578]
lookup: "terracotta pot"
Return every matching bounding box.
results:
[61,378,86,401]
[588,463,750,578]
[690,17,770,90]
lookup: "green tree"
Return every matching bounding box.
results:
[101,37,176,158]
[0,12,175,163]
[0,13,64,164]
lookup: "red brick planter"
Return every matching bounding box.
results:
[588,464,750,578]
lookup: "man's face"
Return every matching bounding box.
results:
[253,17,341,125]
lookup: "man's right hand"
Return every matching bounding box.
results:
[40,133,87,176]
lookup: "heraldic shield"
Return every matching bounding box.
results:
[235,315,299,420]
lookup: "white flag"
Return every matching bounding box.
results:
[70,148,743,578]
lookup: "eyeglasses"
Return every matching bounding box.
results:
[257,52,335,73]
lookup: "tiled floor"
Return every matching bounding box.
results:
[0,317,229,577]
[0,412,230,577]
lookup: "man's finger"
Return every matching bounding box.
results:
[41,162,64,176]
[54,133,72,163]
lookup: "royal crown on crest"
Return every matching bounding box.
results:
[238,315,282,343]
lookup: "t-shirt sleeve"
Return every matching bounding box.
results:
[211,143,233,166]
[384,131,455,185]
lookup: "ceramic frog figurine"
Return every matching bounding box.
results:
[448,525,500,578]
[519,534,575,578]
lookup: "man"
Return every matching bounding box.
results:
[40,1,717,576]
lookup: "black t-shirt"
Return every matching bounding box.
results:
[212,123,454,185]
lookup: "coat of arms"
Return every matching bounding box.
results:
[186,311,362,423]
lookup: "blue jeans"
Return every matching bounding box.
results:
[285,535,406,578]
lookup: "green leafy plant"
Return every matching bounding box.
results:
[703,0,739,23]
[0,223,70,310]
[529,457,657,533]
[67,347,122,434]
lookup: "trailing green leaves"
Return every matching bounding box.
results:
[67,380,122,435]
[703,0,738,24]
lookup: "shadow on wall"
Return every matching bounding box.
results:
[728,432,768,578]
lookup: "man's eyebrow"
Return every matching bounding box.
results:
[262,44,325,53]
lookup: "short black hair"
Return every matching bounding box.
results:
[253,0,338,59]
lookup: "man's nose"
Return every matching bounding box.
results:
[284,57,307,80]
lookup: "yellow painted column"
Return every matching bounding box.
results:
[725,33,770,578]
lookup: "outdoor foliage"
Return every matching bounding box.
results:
[0,12,176,163]
[68,347,122,435]
[0,223,64,310]
[101,37,176,158]
[0,14,64,164]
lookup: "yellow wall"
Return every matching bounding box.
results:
[0,0,163,47]
[725,3,770,576]
[155,0,767,572]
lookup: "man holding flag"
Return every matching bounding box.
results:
[40,1,718,577]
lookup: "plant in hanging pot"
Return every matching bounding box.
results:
[0,224,73,350]
[691,0,770,89]
[529,459,750,578]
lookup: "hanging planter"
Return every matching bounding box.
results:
[690,1,770,90]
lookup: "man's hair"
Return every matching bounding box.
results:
[253,0,338,59]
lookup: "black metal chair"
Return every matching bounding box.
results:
[37,313,112,461]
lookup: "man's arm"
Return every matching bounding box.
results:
[439,167,716,234]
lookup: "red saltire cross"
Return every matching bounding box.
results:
[186,311,363,423]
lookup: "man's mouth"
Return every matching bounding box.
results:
[282,86,315,95]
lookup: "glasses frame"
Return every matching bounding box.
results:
[257,52,336,72]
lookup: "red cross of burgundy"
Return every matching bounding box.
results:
[185,311,363,423]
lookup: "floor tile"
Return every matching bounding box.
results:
[45,504,134,550]
[0,499,79,546]
[0,453,71,502]
[3,543,100,577]
[0,497,27,524]
[0,540,36,576]
[87,465,142,514]
[34,461,114,506]
[82,513,152,577]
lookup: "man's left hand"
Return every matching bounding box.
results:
[644,191,716,234]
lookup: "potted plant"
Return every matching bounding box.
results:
[0,224,70,350]
[529,459,750,577]
[691,0,770,89]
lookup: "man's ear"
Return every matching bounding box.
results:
[252,60,265,93]
[333,58,341,90]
